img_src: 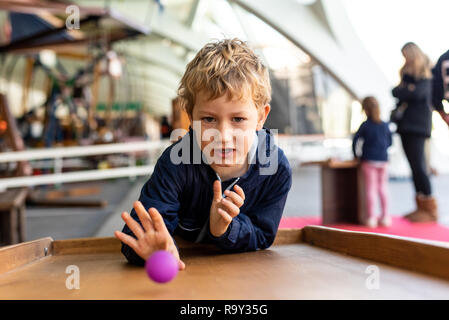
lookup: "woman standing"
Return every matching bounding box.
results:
[392,42,437,222]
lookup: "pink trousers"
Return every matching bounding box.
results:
[361,161,389,219]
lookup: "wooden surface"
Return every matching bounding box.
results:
[1,227,449,299]
[0,188,28,245]
[321,165,360,224]
[302,226,449,280]
[0,188,28,210]
[0,237,52,274]
[302,159,363,224]
[51,237,121,255]
[302,159,359,169]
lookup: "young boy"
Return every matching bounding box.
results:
[114,38,292,269]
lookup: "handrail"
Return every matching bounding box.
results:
[0,140,169,191]
[0,140,170,163]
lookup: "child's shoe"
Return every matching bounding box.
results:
[378,216,392,227]
[364,216,378,228]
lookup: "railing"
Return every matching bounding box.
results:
[0,140,170,191]
[1,133,428,191]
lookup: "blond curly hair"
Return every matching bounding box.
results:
[177,38,271,116]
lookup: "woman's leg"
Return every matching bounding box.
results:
[400,134,438,222]
[400,134,432,196]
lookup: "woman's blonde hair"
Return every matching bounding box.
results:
[177,38,271,116]
[362,96,381,124]
[400,42,432,79]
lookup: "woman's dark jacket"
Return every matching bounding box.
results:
[392,73,432,137]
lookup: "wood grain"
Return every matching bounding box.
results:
[302,225,449,280]
[51,237,121,255]
[0,237,53,274]
[1,228,449,299]
[321,166,359,224]
[302,159,361,224]
[48,229,304,255]
[1,243,449,299]
[301,159,358,169]
[272,228,303,245]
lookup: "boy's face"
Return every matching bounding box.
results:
[189,91,270,170]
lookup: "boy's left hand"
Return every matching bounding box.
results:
[209,180,245,237]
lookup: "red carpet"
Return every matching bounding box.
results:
[279,216,449,242]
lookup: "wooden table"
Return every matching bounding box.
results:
[0,187,28,245]
[1,226,449,299]
[302,159,365,225]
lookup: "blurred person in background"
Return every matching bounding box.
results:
[431,49,449,127]
[391,42,436,222]
[352,96,392,228]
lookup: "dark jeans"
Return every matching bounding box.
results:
[400,133,432,196]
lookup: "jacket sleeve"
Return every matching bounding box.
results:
[432,56,446,112]
[392,78,431,102]
[352,123,364,158]
[120,150,184,266]
[386,123,392,148]
[207,165,292,252]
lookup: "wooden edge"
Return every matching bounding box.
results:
[48,229,305,255]
[301,160,328,167]
[7,229,302,258]
[51,236,211,255]
[273,228,303,245]
[51,237,121,255]
[301,159,358,169]
[0,237,53,275]
[302,225,449,280]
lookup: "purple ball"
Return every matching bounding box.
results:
[145,250,178,283]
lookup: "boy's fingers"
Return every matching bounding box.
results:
[148,207,168,233]
[178,259,186,271]
[223,190,244,208]
[233,185,245,201]
[217,208,233,224]
[213,180,222,202]
[121,211,145,239]
[220,198,240,217]
[133,201,153,232]
[114,230,138,251]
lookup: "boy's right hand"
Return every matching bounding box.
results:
[114,201,185,270]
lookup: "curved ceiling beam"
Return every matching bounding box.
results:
[73,0,209,53]
[126,72,179,93]
[230,0,394,114]
[147,5,208,53]
[115,41,186,76]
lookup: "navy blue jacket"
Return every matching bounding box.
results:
[392,74,432,137]
[352,119,392,162]
[432,50,449,113]
[121,127,292,265]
